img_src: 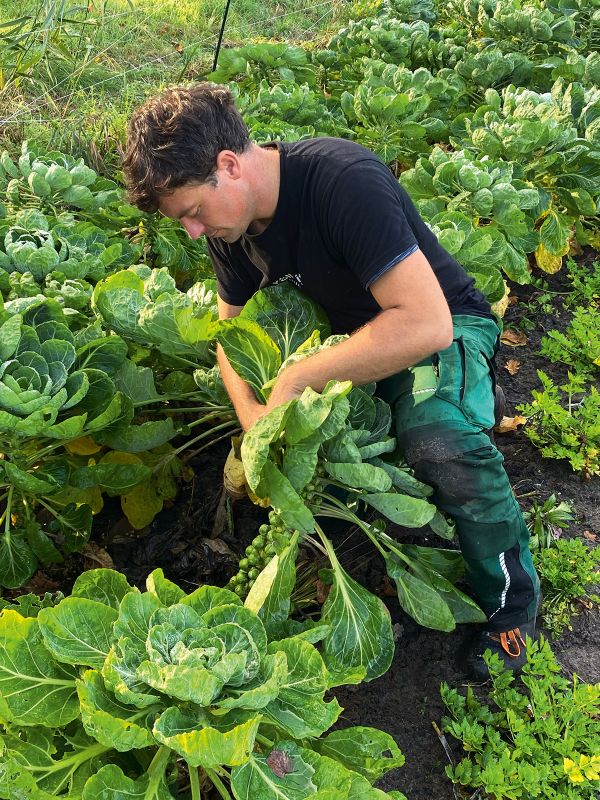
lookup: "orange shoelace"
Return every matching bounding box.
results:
[489,628,526,658]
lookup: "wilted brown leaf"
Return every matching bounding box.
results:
[494,415,527,434]
[316,579,331,604]
[501,329,528,347]
[82,542,114,570]
[505,359,521,375]
[583,530,599,543]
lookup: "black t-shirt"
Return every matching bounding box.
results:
[208,138,491,334]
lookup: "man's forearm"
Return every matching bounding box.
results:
[274,305,452,397]
[217,344,265,431]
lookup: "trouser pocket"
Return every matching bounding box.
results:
[434,333,496,431]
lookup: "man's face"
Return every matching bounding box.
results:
[157,154,251,244]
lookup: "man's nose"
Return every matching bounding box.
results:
[181,218,206,240]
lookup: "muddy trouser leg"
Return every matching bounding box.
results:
[377,315,540,630]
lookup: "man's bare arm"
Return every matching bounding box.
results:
[216,297,266,430]
[266,249,453,408]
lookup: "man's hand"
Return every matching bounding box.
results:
[263,371,305,415]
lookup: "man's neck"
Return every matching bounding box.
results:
[246,143,281,235]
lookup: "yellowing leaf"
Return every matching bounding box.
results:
[66,436,102,456]
[535,243,564,274]
[247,487,271,507]
[121,480,163,529]
[501,329,528,347]
[53,485,104,514]
[223,445,247,501]
[495,415,527,434]
[490,281,510,319]
[244,555,279,613]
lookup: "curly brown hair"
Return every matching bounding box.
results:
[123,83,250,212]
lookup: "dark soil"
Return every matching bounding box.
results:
[19,259,599,800]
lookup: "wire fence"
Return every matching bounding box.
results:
[1,0,343,125]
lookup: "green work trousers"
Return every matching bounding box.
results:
[377,315,540,630]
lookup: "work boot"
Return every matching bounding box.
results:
[465,618,538,681]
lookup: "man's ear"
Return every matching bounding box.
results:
[216,150,242,179]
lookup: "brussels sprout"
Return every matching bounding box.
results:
[18,154,32,179]
[1,151,19,179]
[6,179,21,204]
[471,187,494,216]
[438,227,466,254]
[458,165,481,192]
[492,182,519,207]
[238,558,249,570]
[69,163,97,187]
[248,567,260,580]
[471,128,501,156]
[62,185,94,209]
[530,19,552,41]
[30,160,49,178]
[45,164,73,192]
[28,172,52,198]
[516,188,541,210]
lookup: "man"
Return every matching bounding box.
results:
[123,82,540,679]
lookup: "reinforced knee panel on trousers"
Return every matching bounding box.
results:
[377,315,540,628]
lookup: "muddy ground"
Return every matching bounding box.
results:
[24,259,599,799]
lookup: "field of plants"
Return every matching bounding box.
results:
[0,0,599,798]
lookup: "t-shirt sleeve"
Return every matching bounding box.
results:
[207,239,261,306]
[324,159,419,289]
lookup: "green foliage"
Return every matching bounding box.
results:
[534,538,600,637]
[524,493,574,550]
[519,371,600,477]
[442,637,600,799]
[0,567,405,800]
[565,258,600,307]
[221,285,483,671]
[92,266,219,366]
[539,306,600,379]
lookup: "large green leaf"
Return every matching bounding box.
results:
[77,670,156,751]
[385,554,455,632]
[0,728,107,798]
[263,638,341,738]
[71,569,135,610]
[183,585,242,616]
[362,492,436,527]
[0,610,78,726]
[240,283,330,362]
[216,317,281,400]
[324,463,392,492]
[83,764,175,800]
[258,461,316,533]
[95,418,177,453]
[38,597,118,668]
[231,740,317,800]
[153,707,261,768]
[113,591,164,649]
[0,530,37,588]
[319,540,393,683]
[311,727,405,782]
[258,533,299,638]
[241,401,294,491]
